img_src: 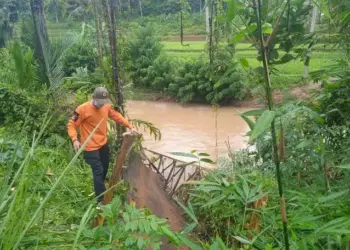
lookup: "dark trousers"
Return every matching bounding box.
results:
[84,144,110,202]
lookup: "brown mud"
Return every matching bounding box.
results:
[123,152,187,249]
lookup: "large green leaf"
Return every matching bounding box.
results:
[201,194,226,208]
[238,112,255,130]
[233,236,252,244]
[226,0,237,20]
[176,200,198,224]
[231,32,245,43]
[296,139,313,149]
[318,190,348,203]
[177,235,202,250]
[262,23,272,34]
[198,152,210,157]
[182,222,198,234]
[239,58,249,68]
[335,164,350,170]
[313,0,331,19]
[250,110,276,141]
[315,217,350,234]
[230,23,257,44]
[242,109,267,117]
[200,158,215,164]
[170,152,197,159]
[185,181,221,186]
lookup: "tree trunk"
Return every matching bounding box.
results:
[93,1,103,61]
[303,5,318,82]
[102,1,113,61]
[0,22,9,48]
[205,4,209,42]
[29,0,50,87]
[139,0,143,17]
[129,0,132,18]
[109,0,124,115]
[54,0,59,24]
[103,0,124,140]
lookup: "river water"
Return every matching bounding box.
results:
[126,100,250,162]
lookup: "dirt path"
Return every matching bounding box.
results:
[123,152,187,249]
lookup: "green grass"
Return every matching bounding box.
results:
[163,41,339,52]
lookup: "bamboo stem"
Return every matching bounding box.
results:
[255,0,289,248]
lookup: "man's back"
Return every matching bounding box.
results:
[67,101,130,151]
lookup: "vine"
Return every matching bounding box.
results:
[180,0,190,47]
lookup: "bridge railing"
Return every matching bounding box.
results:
[140,147,204,200]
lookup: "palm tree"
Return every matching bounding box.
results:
[0,0,19,48]
[30,0,50,86]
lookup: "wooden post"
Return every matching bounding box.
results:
[103,132,139,204]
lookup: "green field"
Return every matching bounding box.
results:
[163,41,339,87]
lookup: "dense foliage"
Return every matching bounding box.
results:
[126,24,163,88]
[62,33,97,76]
[168,48,249,104]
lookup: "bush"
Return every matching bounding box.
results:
[127,24,163,87]
[318,79,350,126]
[62,36,97,76]
[168,48,249,104]
[143,53,179,91]
[0,87,72,139]
[184,160,350,249]
[0,88,43,134]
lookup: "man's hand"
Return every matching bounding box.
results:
[129,127,139,135]
[73,140,81,152]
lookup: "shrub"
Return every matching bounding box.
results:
[143,53,179,91]
[168,48,249,104]
[62,36,97,76]
[127,24,163,87]
[0,88,43,134]
[184,162,350,249]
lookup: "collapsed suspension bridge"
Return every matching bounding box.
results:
[98,132,205,235]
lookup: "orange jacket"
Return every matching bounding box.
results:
[67,101,132,151]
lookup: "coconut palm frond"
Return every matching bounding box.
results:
[130,119,162,141]
[9,42,40,90]
[42,35,78,90]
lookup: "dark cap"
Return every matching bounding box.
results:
[93,87,110,106]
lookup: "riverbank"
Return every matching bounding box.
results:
[127,82,321,108]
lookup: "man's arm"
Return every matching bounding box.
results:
[108,106,132,129]
[67,106,84,142]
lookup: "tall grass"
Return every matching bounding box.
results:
[0,113,102,249]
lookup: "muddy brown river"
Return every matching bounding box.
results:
[126,100,250,162]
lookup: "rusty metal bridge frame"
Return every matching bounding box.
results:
[139,147,203,200]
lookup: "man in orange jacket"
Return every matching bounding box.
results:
[67,87,135,205]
